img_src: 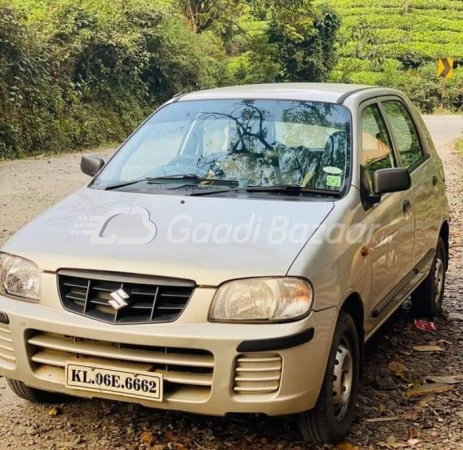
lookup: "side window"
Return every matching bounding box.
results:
[360,104,395,193]
[382,101,424,168]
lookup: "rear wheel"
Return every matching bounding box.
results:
[411,237,446,318]
[297,311,360,444]
[7,378,66,403]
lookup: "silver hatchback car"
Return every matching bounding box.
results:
[0,84,449,444]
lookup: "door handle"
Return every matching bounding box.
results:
[403,200,412,216]
[432,175,438,186]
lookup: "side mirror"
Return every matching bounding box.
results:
[81,155,105,177]
[373,168,411,196]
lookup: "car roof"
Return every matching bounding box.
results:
[177,83,397,104]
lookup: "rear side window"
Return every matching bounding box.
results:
[360,104,395,193]
[382,101,424,168]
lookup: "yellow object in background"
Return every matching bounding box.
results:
[437,58,454,79]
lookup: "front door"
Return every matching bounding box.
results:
[359,101,415,333]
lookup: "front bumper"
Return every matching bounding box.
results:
[0,290,337,416]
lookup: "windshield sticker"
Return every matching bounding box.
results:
[326,175,342,188]
[323,166,343,175]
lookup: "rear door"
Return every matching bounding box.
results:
[380,98,441,267]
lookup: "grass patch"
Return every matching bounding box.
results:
[455,139,463,154]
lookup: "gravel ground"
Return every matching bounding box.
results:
[0,120,462,449]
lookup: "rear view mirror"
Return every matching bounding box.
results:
[373,168,411,195]
[81,155,105,177]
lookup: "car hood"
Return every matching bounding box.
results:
[2,188,335,286]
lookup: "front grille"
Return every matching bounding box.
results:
[0,324,16,369]
[28,331,214,401]
[234,353,282,394]
[58,270,195,324]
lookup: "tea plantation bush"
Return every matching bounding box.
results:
[324,0,463,112]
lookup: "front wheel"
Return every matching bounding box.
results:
[411,237,447,318]
[7,378,66,403]
[297,311,360,444]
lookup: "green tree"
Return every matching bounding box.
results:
[176,0,244,33]
[264,4,341,82]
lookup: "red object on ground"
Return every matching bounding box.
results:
[414,319,437,332]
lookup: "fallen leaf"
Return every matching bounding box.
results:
[408,427,419,440]
[365,417,400,423]
[48,407,60,417]
[413,345,444,352]
[448,312,463,321]
[388,361,413,382]
[140,431,155,447]
[165,430,177,441]
[336,442,359,450]
[407,438,420,446]
[171,444,186,450]
[182,438,192,448]
[405,383,453,398]
[403,408,422,421]
[426,375,463,384]
[377,443,407,449]
[388,361,409,373]
[379,404,387,415]
[418,396,434,407]
[244,433,256,443]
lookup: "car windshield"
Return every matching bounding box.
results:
[93,99,351,193]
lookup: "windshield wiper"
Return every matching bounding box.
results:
[246,185,341,196]
[147,175,239,186]
[190,184,341,197]
[103,174,239,191]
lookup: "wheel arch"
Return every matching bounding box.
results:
[439,221,449,269]
[340,293,365,370]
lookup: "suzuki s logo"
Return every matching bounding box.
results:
[109,289,131,311]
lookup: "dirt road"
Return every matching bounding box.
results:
[0,117,462,449]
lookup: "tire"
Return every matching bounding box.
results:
[6,378,66,403]
[411,237,446,318]
[297,311,360,445]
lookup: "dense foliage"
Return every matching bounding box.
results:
[323,0,463,112]
[6,0,463,160]
[0,0,340,159]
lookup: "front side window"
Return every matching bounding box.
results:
[94,99,351,194]
[360,104,395,193]
[382,100,424,168]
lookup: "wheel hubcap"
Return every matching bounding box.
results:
[332,341,353,421]
[434,257,445,306]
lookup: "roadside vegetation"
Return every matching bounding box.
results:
[2,0,463,160]
[456,139,463,154]
[0,0,340,159]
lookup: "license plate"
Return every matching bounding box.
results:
[65,362,163,402]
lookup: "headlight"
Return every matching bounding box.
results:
[0,253,40,301]
[209,278,313,322]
